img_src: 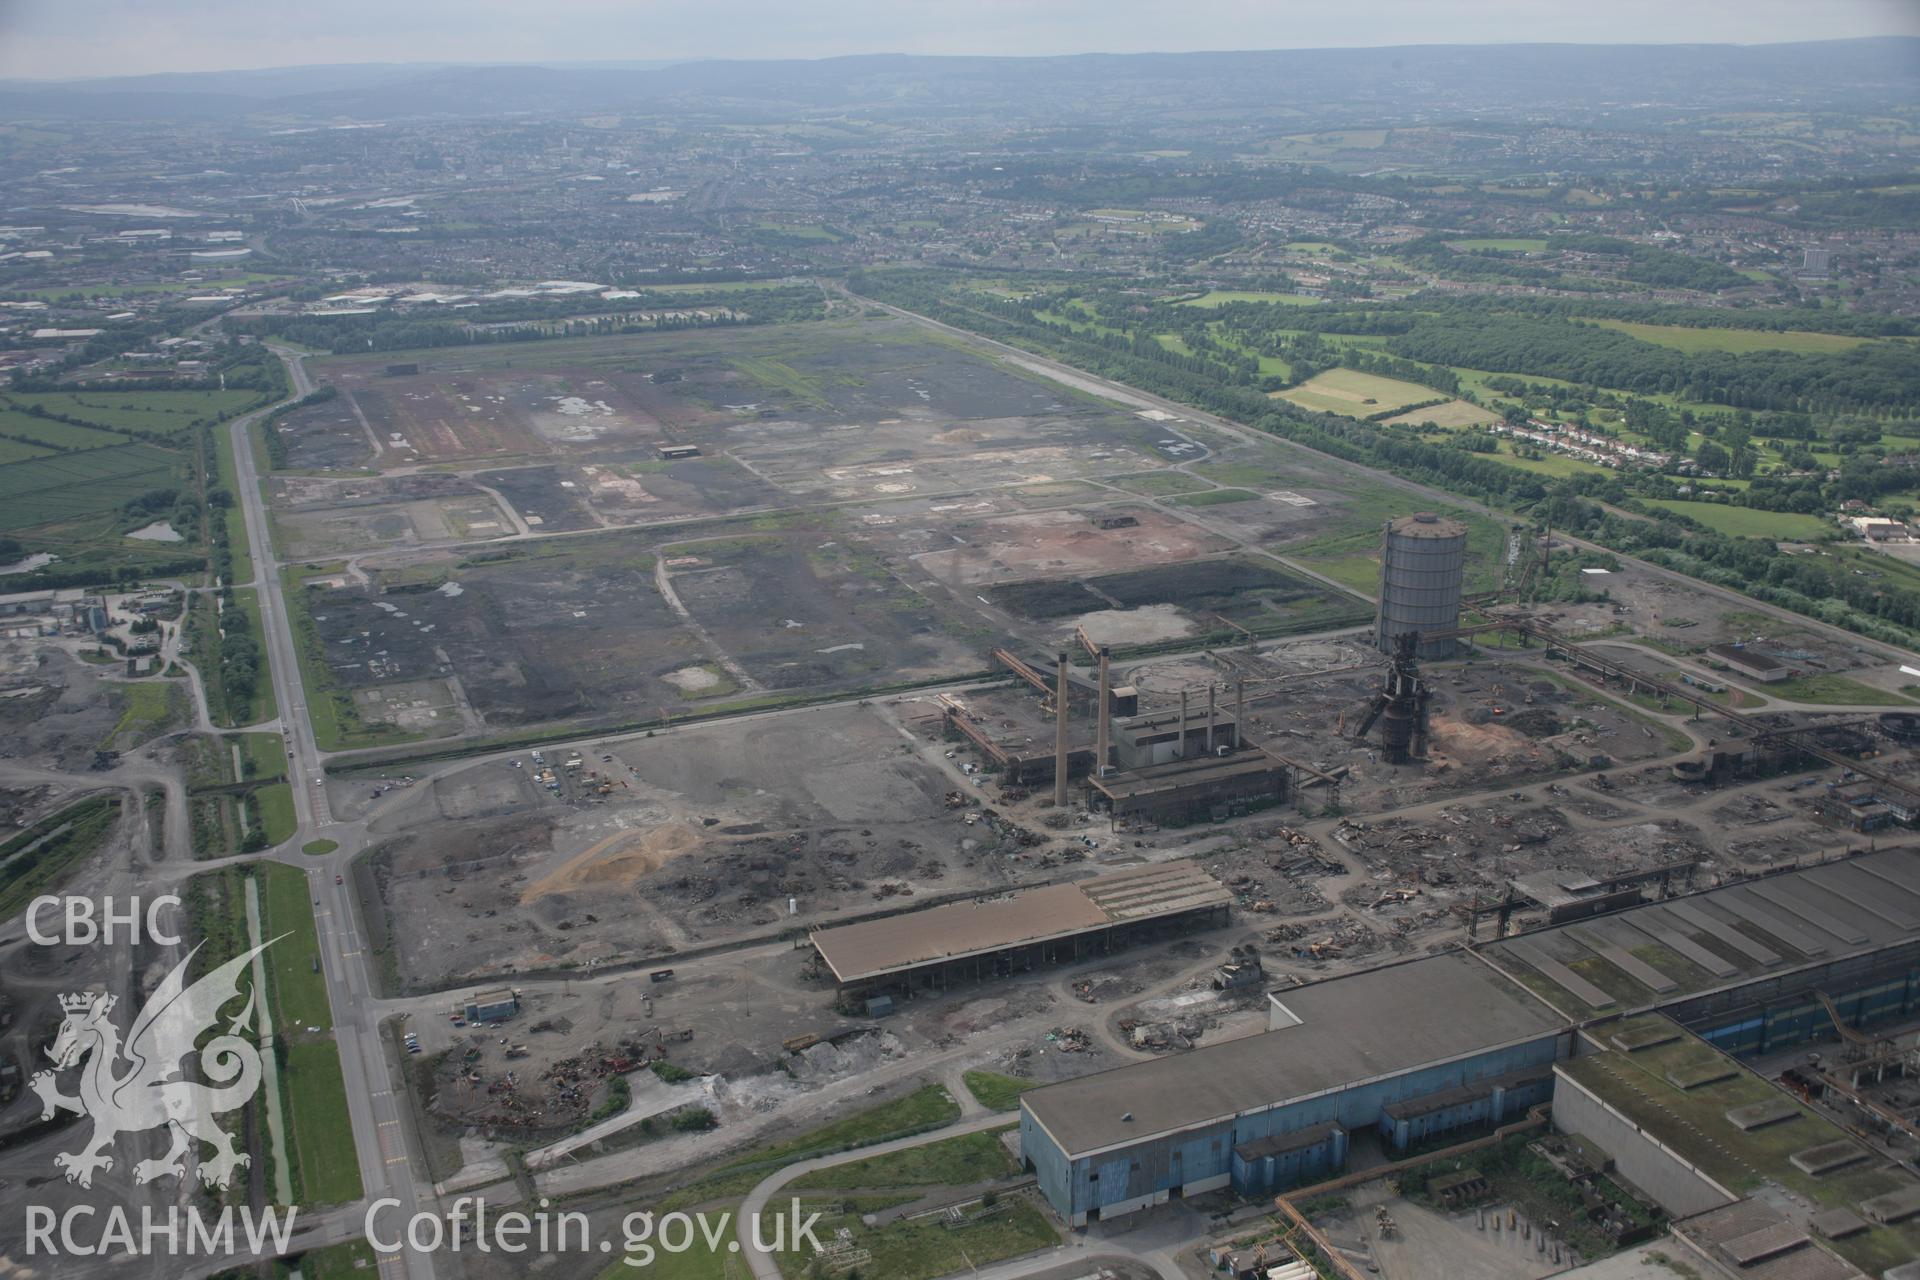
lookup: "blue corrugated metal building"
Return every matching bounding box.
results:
[1485,849,1920,1058]
[1017,849,1920,1228]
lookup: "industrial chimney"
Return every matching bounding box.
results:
[1054,652,1070,806]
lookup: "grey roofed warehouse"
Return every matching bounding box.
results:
[1019,951,1567,1161]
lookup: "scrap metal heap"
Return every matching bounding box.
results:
[1353,630,1432,764]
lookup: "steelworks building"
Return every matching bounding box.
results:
[1019,952,1569,1225]
[1017,848,1920,1228]
[809,860,1232,996]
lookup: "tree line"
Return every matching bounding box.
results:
[849,268,1920,647]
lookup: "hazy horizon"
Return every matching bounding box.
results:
[2,0,1916,82]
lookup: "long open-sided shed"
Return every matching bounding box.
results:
[808,859,1231,994]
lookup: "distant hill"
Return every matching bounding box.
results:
[0,39,1913,122]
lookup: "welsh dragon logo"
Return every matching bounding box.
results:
[32,939,277,1190]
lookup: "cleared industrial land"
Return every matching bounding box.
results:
[264,317,1442,749]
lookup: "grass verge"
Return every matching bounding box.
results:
[961,1070,1037,1113]
[656,1085,962,1212]
[792,1127,1017,1189]
[1767,674,1914,706]
[255,862,362,1206]
[102,681,185,751]
[773,1193,1057,1280]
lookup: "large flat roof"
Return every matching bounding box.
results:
[810,859,1229,984]
[1021,951,1565,1159]
[1564,1013,1920,1275]
[1484,848,1920,1018]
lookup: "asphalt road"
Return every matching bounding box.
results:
[229,350,435,1280]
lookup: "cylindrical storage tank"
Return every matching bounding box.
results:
[1375,512,1467,659]
[1880,711,1920,743]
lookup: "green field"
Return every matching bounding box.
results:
[1489,444,1613,479]
[1179,290,1321,307]
[1288,552,1381,595]
[1276,368,1443,418]
[1591,320,1875,355]
[0,410,129,448]
[297,1240,378,1280]
[283,1040,358,1204]
[238,731,288,781]
[258,864,332,1029]
[0,437,55,464]
[1643,499,1830,540]
[1448,237,1549,252]
[1382,399,1501,429]
[755,222,845,241]
[729,1085,958,1171]
[0,444,183,533]
[1271,483,1506,599]
[730,355,828,408]
[1766,674,1913,706]
[11,388,262,434]
[103,680,185,750]
[251,783,296,846]
[8,272,287,301]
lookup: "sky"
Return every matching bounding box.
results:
[0,0,1916,80]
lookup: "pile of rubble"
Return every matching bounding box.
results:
[977,809,1046,847]
[433,1035,658,1136]
[1040,1026,1092,1053]
[1121,1017,1206,1053]
[1264,918,1380,963]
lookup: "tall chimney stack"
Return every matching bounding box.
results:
[1178,688,1189,759]
[1096,647,1112,777]
[1054,652,1070,807]
[1206,683,1217,755]
[1235,676,1245,750]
